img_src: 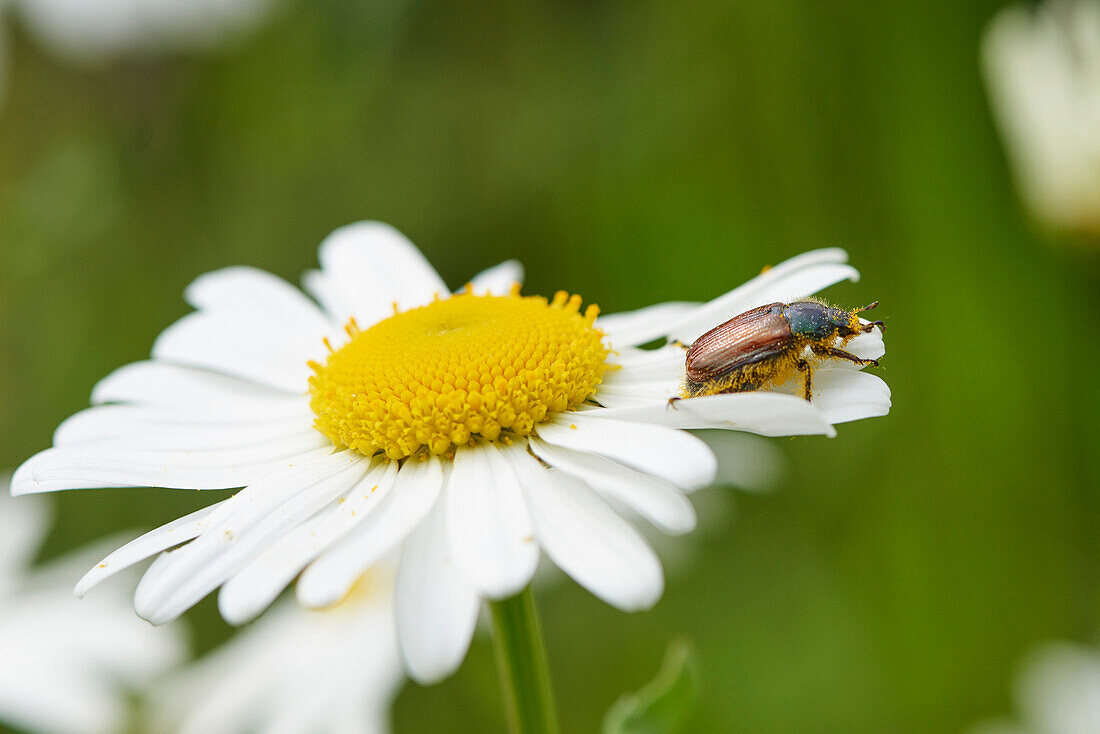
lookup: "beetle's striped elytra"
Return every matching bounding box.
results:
[676,300,884,403]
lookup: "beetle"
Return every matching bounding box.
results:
[676,300,884,403]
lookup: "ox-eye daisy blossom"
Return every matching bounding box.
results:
[151,567,403,734]
[13,0,272,62]
[965,639,1100,734]
[983,0,1100,239]
[13,221,889,687]
[0,0,272,111]
[0,476,186,734]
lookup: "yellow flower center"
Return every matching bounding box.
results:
[309,287,609,460]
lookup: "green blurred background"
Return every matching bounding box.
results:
[1,0,1097,732]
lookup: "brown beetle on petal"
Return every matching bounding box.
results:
[674,300,884,404]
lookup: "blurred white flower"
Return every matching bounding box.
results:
[12,0,272,61]
[13,221,889,683]
[982,0,1100,238]
[966,640,1100,734]
[0,0,272,106]
[0,475,187,734]
[0,5,8,104]
[152,569,403,734]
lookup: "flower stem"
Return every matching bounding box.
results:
[488,586,561,734]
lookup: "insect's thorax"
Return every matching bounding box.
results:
[782,303,845,341]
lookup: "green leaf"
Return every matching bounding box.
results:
[602,639,700,734]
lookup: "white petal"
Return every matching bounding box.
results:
[133,452,367,624]
[12,436,331,494]
[595,381,681,404]
[741,263,861,310]
[1016,641,1100,732]
[10,454,134,493]
[262,691,356,734]
[184,266,337,338]
[218,461,398,624]
[54,405,314,450]
[846,321,886,362]
[586,392,837,437]
[596,301,700,349]
[667,248,858,343]
[317,221,447,326]
[0,491,51,595]
[300,268,349,327]
[528,439,695,534]
[152,311,322,392]
[807,369,891,424]
[297,455,444,607]
[604,345,684,383]
[0,557,185,734]
[536,413,717,490]
[446,442,538,599]
[152,610,288,734]
[0,662,124,734]
[512,458,663,612]
[467,260,524,296]
[75,501,228,597]
[588,392,676,409]
[395,493,480,684]
[91,361,304,412]
[598,349,684,405]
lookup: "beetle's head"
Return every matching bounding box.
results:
[838,300,885,337]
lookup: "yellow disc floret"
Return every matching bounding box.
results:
[309,287,609,460]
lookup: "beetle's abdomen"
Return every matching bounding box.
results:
[684,302,793,382]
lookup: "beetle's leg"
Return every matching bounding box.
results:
[813,344,879,367]
[669,339,689,350]
[796,359,812,401]
[666,396,682,410]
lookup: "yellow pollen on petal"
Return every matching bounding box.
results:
[309,289,609,460]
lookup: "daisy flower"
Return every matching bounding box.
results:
[982,0,1100,239]
[0,475,186,734]
[0,9,6,105]
[966,640,1100,734]
[0,0,270,110]
[151,567,403,734]
[11,0,271,61]
[13,221,889,684]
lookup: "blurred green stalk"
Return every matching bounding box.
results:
[489,587,561,734]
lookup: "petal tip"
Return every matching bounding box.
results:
[404,664,452,687]
[73,567,101,598]
[216,597,256,627]
[294,572,345,610]
[467,559,539,601]
[320,220,410,258]
[9,475,41,496]
[400,645,465,686]
[615,579,664,613]
[134,604,174,627]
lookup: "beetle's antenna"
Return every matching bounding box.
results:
[862,320,885,333]
[853,301,879,313]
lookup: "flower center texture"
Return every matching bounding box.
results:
[309,288,609,460]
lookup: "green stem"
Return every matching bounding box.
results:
[488,586,561,734]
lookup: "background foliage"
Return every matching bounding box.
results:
[0,0,1097,732]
